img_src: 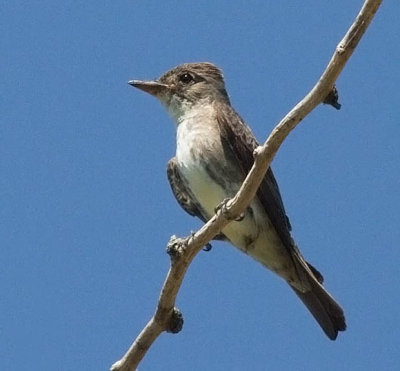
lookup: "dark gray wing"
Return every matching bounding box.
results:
[215,102,294,250]
[167,157,227,241]
[216,103,346,338]
[167,157,207,221]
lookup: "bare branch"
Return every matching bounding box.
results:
[111,1,382,370]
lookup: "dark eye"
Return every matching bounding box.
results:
[179,73,194,84]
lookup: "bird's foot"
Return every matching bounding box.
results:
[203,242,212,252]
[188,230,212,252]
[215,198,244,221]
[235,212,245,222]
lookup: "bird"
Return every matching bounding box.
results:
[129,62,346,340]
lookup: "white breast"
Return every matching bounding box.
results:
[173,102,295,282]
[175,105,226,217]
[175,106,259,246]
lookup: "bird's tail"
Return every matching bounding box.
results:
[289,258,346,340]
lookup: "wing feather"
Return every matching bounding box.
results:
[215,102,294,249]
[167,157,227,241]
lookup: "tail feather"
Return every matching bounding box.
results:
[306,261,324,284]
[286,244,346,340]
[291,273,346,340]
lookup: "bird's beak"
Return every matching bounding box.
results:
[128,79,169,97]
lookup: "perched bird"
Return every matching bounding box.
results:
[129,62,346,340]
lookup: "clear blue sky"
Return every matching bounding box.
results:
[2,1,399,370]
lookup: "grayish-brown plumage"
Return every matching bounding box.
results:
[129,62,346,340]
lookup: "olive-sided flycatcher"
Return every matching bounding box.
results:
[129,62,346,340]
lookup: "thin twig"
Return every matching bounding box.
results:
[111,1,382,370]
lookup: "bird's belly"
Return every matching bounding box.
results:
[178,160,293,277]
[180,163,227,217]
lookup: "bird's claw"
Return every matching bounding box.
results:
[215,198,231,216]
[188,231,212,251]
[203,243,212,252]
[188,231,212,252]
[235,212,245,221]
[215,198,244,221]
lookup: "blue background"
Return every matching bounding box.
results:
[2,1,399,370]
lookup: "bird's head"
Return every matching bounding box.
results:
[129,62,230,121]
